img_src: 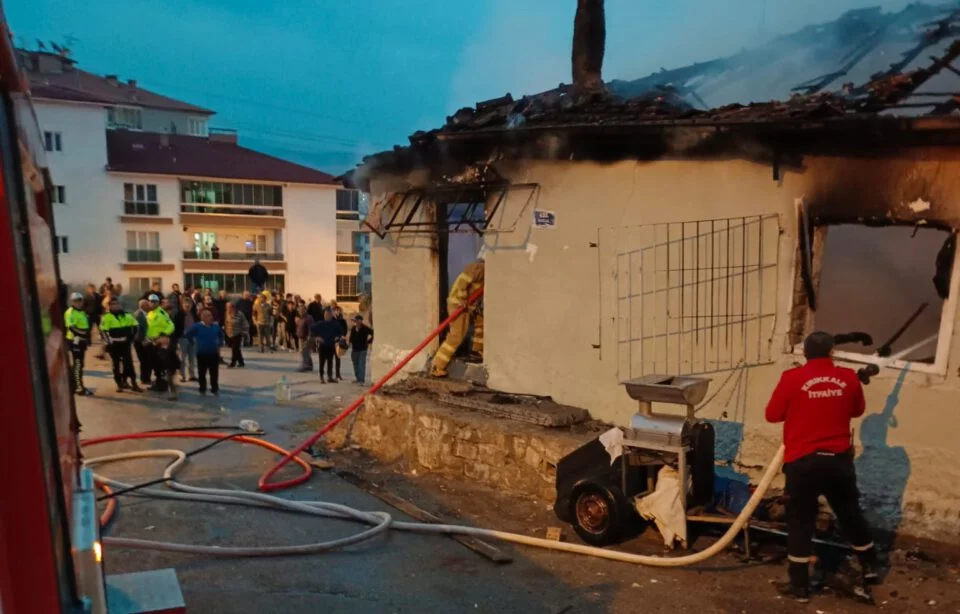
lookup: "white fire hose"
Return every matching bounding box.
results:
[87,444,784,566]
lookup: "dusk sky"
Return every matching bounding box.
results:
[7,0,913,173]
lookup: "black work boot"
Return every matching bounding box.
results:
[776,562,811,603]
[857,547,880,584]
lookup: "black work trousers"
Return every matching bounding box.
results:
[785,451,874,562]
[228,335,245,367]
[197,353,220,393]
[134,341,148,383]
[69,339,87,392]
[107,343,136,385]
[317,342,335,381]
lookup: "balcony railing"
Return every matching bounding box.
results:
[336,253,361,263]
[123,200,159,216]
[182,250,284,261]
[127,249,162,262]
[180,203,283,217]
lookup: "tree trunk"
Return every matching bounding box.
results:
[572,0,606,93]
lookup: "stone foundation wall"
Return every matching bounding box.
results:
[326,393,594,500]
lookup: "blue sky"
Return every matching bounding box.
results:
[6,0,912,173]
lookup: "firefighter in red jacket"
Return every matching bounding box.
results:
[765,331,878,602]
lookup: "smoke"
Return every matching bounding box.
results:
[446,0,918,112]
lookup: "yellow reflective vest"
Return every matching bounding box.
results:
[101,311,138,344]
[64,307,90,341]
[146,307,174,340]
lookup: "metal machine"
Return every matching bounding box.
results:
[554,375,716,546]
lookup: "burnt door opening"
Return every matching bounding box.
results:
[437,201,485,345]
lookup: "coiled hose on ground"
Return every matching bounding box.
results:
[84,431,785,566]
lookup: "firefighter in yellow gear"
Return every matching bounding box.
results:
[65,291,92,395]
[431,260,484,377]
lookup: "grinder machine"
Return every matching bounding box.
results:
[554,375,715,546]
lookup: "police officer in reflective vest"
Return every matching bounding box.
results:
[765,331,879,602]
[65,291,92,395]
[430,259,484,377]
[100,296,142,393]
[145,293,175,390]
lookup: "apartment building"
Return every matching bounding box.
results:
[21,49,366,302]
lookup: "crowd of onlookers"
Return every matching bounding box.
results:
[74,276,373,400]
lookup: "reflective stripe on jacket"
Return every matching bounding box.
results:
[101,312,138,344]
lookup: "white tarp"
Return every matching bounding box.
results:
[635,465,688,548]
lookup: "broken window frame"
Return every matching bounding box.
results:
[790,224,960,376]
[362,183,539,239]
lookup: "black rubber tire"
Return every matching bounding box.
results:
[569,482,625,547]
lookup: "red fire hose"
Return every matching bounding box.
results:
[257,287,485,492]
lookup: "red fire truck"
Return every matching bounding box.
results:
[0,11,107,613]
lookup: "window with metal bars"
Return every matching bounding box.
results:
[336,274,359,301]
[616,214,781,380]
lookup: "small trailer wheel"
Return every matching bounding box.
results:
[570,483,625,546]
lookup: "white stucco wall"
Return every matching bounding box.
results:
[35,100,111,287]
[284,185,337,299]
[369,151,960,542]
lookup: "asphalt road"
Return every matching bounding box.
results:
[80,349,598,613]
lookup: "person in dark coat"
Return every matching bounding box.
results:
[310,310,343,384]
[236,290,254,347]
[307,294,325,322]
[214,290,228,327]
[248,259,268,292]
[328,300,348,381]
[82,284,103,338]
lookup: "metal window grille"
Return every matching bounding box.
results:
[363,183,539,238]
[616,214,781,380]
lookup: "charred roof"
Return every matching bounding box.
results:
[351,3,960,189]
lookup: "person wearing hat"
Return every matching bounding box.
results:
[348,314,374,385]
[145,293,175,391]
[100,296,142,393]
[65,291,92,395]
[765,331,878,602]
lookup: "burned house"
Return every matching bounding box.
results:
[350,3,960,542]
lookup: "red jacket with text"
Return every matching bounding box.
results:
[764,358,866,463]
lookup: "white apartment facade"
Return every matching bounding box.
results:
[23,49,364,302]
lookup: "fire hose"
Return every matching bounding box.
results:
[84,436,784,565]
[83,299,933,565]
